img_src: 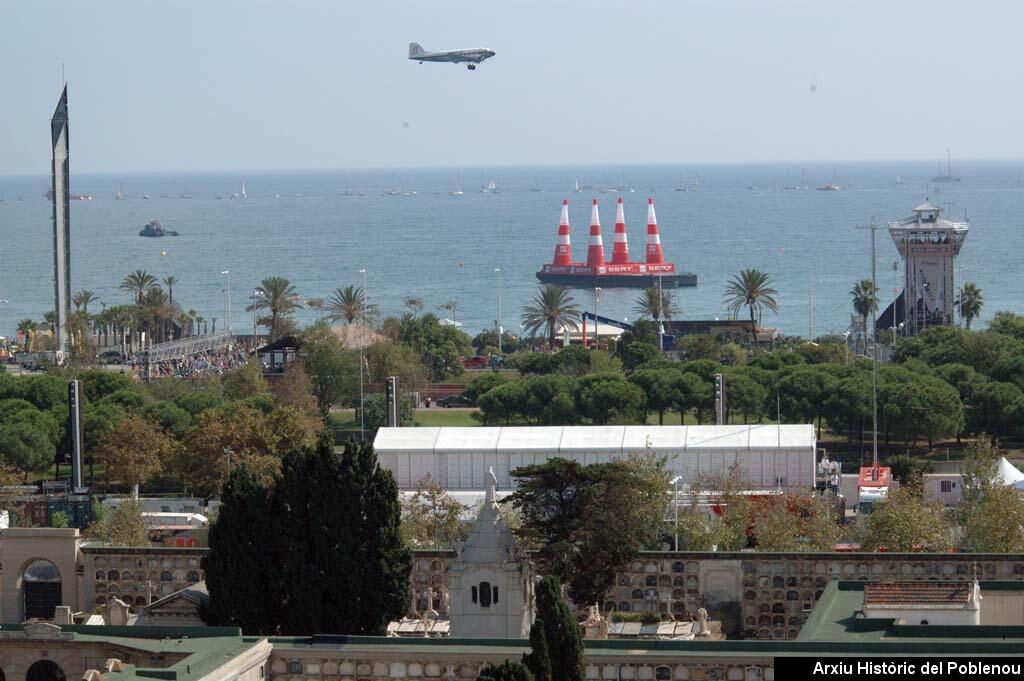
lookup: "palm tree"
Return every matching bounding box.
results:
[404,297,424,316]
[849,279,879,342]
[633,285,679,322]
[17,318,36,349]
[43,311,57,336]
[959,282,984,329]
[141,287,174,342]
[306,297,326,320]
[327,285,366,324]
[120,270,158,303]
[437,300,459,324]
[72,289,98,314]
[162,276,178,305]
[521,285,580,348]
[723,268,779,346]
[247,276,302,341]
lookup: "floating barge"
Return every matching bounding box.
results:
[536,197,696,288]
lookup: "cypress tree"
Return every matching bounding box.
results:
[523,618,552,681]
[534,576,586,681]
[203,465,282,633]
[353,441,412,633]
[478,660,536,681]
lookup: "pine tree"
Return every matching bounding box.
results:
[478,660,536,681]
[203,466,282,633]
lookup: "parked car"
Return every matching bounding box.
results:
[98,349,126,364]
[462,356,490,370]
[436,394,474,408]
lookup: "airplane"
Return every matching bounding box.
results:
[408,43,495,70]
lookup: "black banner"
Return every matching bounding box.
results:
[775,657,1024,681]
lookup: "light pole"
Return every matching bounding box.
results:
[251,289,264,350]
[221,271,231,335]
[495,268,502,353]
[593,287,601,349]
[359,268,367,439]
[519,323,524,352]
[842,331,850,365]
[670,475,682,550]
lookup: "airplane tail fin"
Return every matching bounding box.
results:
[409,43,425,58]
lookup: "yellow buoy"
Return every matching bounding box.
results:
[160,251,167,256]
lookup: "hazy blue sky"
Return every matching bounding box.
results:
[3,0,1021,174]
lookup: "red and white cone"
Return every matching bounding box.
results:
[611,196,630,264]
[552,198,573,266]
[645,197,665,264]
[586,199,606,267]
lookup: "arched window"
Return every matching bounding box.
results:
[95,570,105,581]
[187,571,200,582]
[479,581,492,608]
[108,570,120,581]
[23,560,61,620]
[27,660,66,681]
[160,571,173,581]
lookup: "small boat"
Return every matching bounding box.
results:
[142,194,151,199]
[71,194,93,200]
[179,193,192,199]
[895,173,904,185]
[480,179,498,193]
[816,184,841,191]
[138,219,179,237]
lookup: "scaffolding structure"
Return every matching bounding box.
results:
[142,331,235,364]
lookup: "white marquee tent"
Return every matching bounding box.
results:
[374,424,816,493]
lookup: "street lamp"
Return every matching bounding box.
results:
[593,287,601,349]
[670,475,683,550]
[251,289,265,351]
[495,268,503,353]
[842,331,850,365]
[220,271,231,334]
[359,268,367,440]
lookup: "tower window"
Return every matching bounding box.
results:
[493,586,499,604]
[480,581,492,607]
[471,586,478,604]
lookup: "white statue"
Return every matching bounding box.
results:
[696,607,710,636]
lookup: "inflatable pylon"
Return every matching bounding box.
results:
[645,197,665,265]
[586,199,606,268]
[552,198,572,266]
[611,196,630,264]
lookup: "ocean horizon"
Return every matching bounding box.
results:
[1,161,1021,342]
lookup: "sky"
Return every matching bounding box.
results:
[2,0,1023,174]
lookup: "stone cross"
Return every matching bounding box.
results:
[143,580,157,606]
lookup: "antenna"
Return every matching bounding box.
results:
[61,62,65,86]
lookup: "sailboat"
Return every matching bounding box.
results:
[574,178,583,193]
[931,149,961,182]
[480,178,498,193]
[241,181,247,199]
[895,173,904,185]
[115,184,126,200]
[449,176,464,196]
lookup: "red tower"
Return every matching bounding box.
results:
[586,199,606,267]
[645,197,665,264]
[611,197,630,264]
[552,198,572,266]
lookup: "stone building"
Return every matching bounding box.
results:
[446,469,534,638]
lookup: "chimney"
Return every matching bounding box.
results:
[586,199,606,267]
[552,199,572,266]
[611,197,630,264]
[645,197,665,264]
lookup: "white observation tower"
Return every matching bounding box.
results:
[886,201,969,335]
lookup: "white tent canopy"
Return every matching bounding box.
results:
[996,457,1024,488]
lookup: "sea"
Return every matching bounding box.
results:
[0,162,1021,341]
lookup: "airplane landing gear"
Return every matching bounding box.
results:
[467,64,476,70]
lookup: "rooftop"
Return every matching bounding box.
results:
[863,582,970,607]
